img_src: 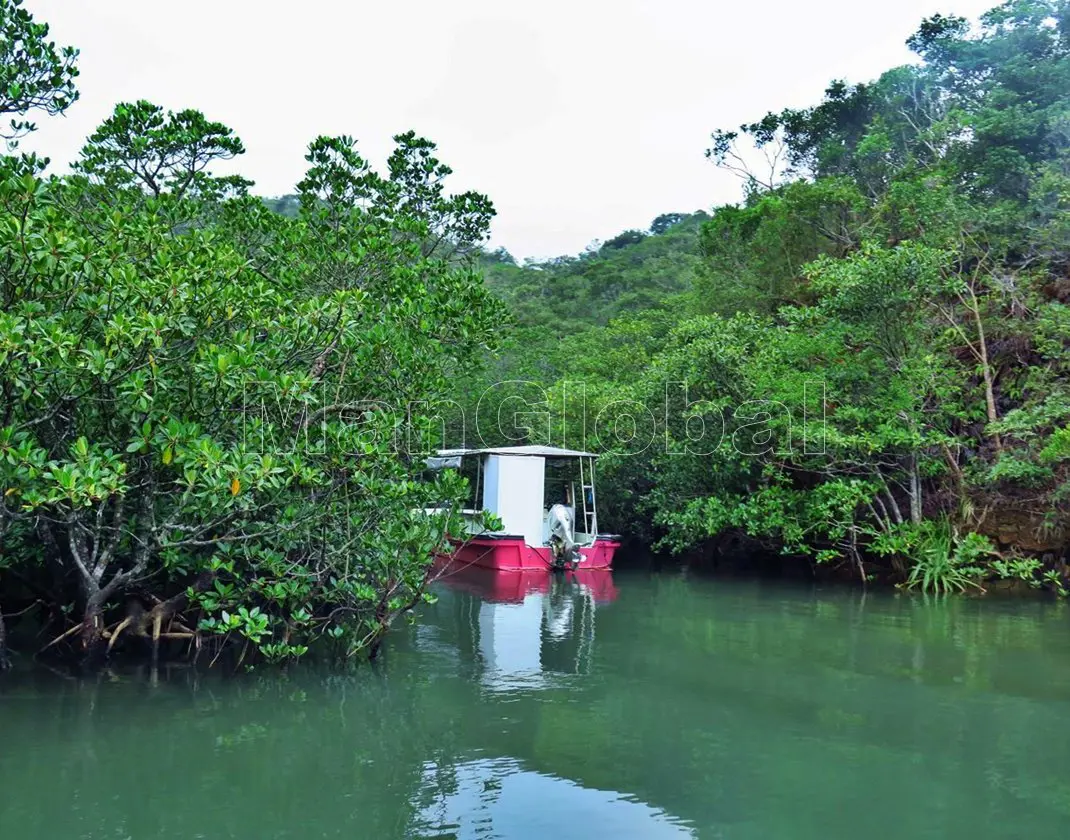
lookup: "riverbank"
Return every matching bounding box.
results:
[617,533,1070,599]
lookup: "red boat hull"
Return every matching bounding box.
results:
[441,536,619,572]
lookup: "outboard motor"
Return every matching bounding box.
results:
[547,503,582,570]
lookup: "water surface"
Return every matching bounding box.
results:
[2,567,1070,839]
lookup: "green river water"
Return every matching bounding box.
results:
[2,567,1070,839]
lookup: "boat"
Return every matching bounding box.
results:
[424,445,621,572]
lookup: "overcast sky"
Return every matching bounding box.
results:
[24,0,997,260]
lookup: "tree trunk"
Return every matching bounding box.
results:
[908,454,923,526]
[931,278,1004,453]
[848,526,866,587]
[966,285,1002,451]
[877,473,904,525]
[955,283,1004,453]
[136,570,215,637]
[81,591,107,666]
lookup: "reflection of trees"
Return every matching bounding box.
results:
[578,577,1070,835]
[0,668,468,839]
[3,579,1070,838]
[423,574,1070,835]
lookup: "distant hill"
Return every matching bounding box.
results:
[258,195,709,333]
[478,211,708,331]
[261,194,300,218]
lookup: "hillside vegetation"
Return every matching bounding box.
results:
[456,0,1070,594]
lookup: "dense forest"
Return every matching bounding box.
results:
[0,0,503,669]
[449,0,1070,595]
[2,0,1070,673]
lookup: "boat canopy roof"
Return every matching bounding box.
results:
[426,445,598,470]
[436,445,598,459]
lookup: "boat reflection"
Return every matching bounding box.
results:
[432,562,619,605]
[428,563,619,692]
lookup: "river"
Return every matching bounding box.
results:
[2,566,1070,839]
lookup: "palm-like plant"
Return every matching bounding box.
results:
[902,519,995,595]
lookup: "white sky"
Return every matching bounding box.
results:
[23,0,997,260]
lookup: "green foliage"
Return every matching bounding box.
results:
[0,132,503,662]
[990,554,1044,586]
[1040,426,1070,463]
[74,100,250,199]
[473,1,1070,590]
[5,0,1070,679]
[0,0,507,666]
[694,178,867,314]
[481,211,706,331]
[874,520,994,595]
[0,0,78,143]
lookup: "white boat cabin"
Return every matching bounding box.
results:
[425,445,601,548]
